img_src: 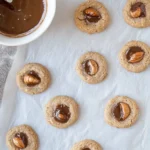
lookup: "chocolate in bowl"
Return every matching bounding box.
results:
[0,0,47,37]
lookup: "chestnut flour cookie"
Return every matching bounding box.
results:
[6,125,39,150]
[75,0,110,34]
[44,96,79,128]
[123,0,150,28]
[71,139,102,150]
[76,52,108,84]
[119,41,150,73]
[104,96,139,128]
[17,63,51,94]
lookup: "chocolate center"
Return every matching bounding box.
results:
[126,46,145,63]
[13,132,28,149]
[83,7,101,23]
[82,148,90,150]
[0,0,45,36]
[130,2,146,18]
[54,104,71,123]
[112,102,131,121]
[82,59,99,76]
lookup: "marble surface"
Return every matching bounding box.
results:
[0,46,16,101]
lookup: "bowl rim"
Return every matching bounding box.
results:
[0,0,56,46]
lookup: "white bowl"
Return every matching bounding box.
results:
[0,0,56,46]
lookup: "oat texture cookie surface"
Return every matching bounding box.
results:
[44,96,79,128]
[123,0,150,28]
[71,139,102,150]
[74,0,110,34]
[104,96,139,128]
[76,52,108,84]
[17,63,51,95]
[119,41,150,73]
[6,125,39,150]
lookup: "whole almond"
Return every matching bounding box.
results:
[130,7,141,18]
[83,59,99,76]
[120,102,131,120]
[128,51,144,63]
[13,137,26,149]
[24,74,40,86]
[84,7,100,17]
[58,114,67,121]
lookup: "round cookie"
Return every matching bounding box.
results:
[71,139,102,150]
[6,124,39,150]
[119,41,150,73]
[16,63,51,95]
[104,96,139,128]
[44,96,79,128]
[76,52,108,84]
[74,0,110,34]
[123,0,150,28]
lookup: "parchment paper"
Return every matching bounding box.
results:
[1,0,150,149]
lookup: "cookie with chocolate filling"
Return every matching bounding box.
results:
[6,125,39,150]
[76,52,108,84]
[119,41,150,73]
[16,63,51,94]
[74,0,110,34]
[104,96,139,128]
[44,96,79,128]
[123,0,150,28]
[71,139,102,150]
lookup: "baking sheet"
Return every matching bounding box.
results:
[1,0,150,149]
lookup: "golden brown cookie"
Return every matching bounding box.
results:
[74,0,110,34]
[16,63,51,94]
[6,125,39,150]
[119,41,150,73]
[76,52,108,84]
[44,96,79,128]
[104,96,139,128]
[123,0,150,28]
[71,139,102,150]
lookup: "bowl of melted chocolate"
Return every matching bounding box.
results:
[0,0,56,45]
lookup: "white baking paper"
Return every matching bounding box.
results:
[1,0,150,149]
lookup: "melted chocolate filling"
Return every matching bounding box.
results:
[126,46,145,63]
[112,103,130,121]
[131,2,146,17]
[0,0,45,36]
[54,104,71,123]
[83,7,101,23]
[82,59,98,76]
[0,0,14,10]
[14,132,28,148]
